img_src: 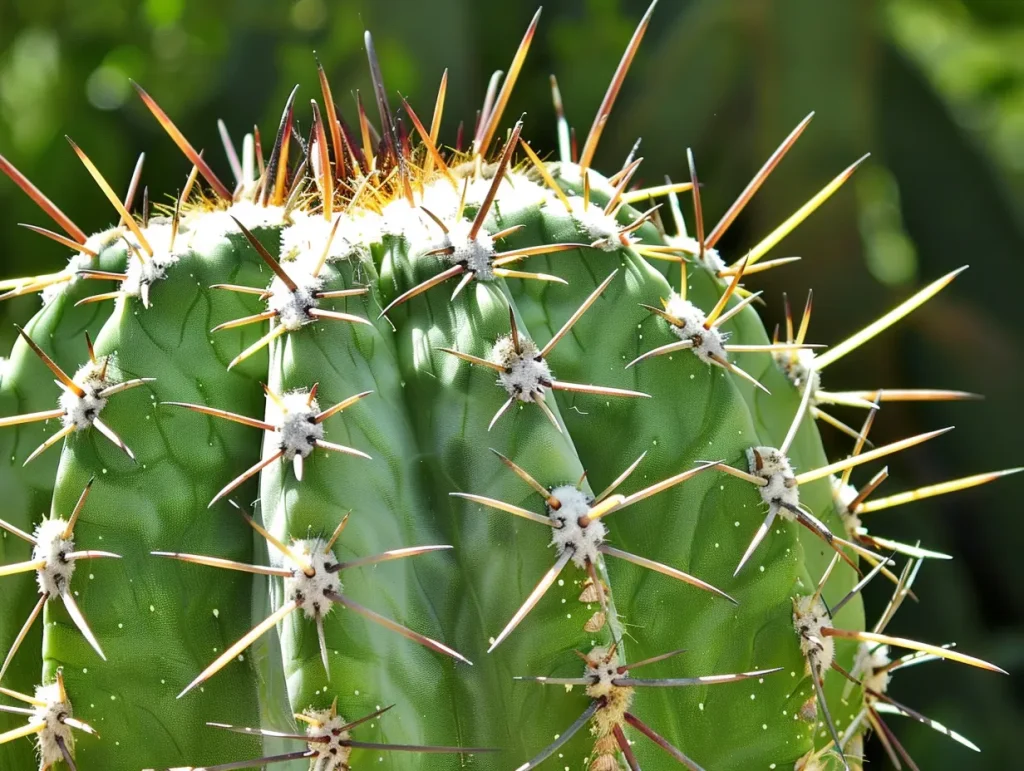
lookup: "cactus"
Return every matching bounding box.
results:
[0,4,1015,770]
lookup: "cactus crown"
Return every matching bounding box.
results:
[0,3,1015,771]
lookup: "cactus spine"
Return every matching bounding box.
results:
[0,4,1014,770]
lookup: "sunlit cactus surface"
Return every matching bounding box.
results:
[0,4,1014,771]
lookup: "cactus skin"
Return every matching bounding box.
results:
[41,235,272,768]
[261,253,469,758]
[380,232,605,765]
[0,237,126,770]
[500,179,862,769]
[0,5,1010,771]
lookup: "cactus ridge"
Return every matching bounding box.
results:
[0,3,1015,770]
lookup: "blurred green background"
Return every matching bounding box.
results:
[0,0,1021,766]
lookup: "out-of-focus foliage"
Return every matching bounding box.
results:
[889,0,1024,196]
[0,0,1020,767]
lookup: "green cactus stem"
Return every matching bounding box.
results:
[0,4,1014,770]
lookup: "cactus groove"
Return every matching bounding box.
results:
[0,4,1014,771]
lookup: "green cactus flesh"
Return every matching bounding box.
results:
[0,5,1012,771]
